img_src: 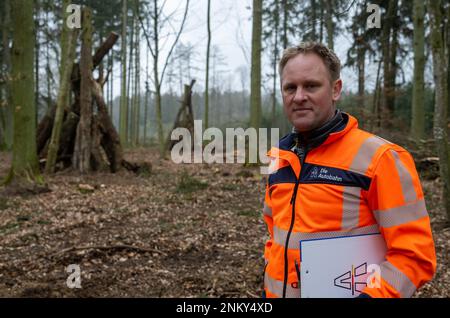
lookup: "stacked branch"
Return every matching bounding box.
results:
[37,7,145,174]
[166,80,196,151]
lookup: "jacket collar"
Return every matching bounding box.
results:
[268,111,358,161]
[291,109,346,150]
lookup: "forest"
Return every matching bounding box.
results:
[0,0,449,298]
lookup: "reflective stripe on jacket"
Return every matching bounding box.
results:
[262,113,436,298]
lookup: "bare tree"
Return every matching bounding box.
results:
[73,7,94,173]
[139,0,190,156]
[4,0,44,190]
[119,0,128,145]
[45,0,78,173]
[204,0,211,129]
[1,0,12,150]
[411,0,426,139]
[250,0,262,130]
[430,0,450,222]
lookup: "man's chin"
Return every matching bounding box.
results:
[291,120,315,132]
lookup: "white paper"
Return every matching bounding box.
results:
[300,233,387,298]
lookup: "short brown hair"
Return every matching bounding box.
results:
[279,42,341,82]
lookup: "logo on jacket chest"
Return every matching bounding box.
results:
[268,163,371,191]
[309,166,343,182]
[299,163,371,190]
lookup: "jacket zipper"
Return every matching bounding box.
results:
[282,146,307,298]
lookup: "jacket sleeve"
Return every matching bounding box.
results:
[362,148,436,298]
[263,182,274,261]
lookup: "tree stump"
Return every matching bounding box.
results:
[166,80,196,151]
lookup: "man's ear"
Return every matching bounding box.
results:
[332,79,343,102]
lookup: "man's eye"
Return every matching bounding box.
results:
[284,86,295,92]
[305,84,317,89]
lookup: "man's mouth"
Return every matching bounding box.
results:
[293,108,312,113]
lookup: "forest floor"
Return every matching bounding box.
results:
[0,146,448,298]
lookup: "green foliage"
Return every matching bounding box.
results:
[0,221,19,234]
[337,82,435,136]
[0,196,8,210]
[394,83,435,135]
[136,163,152,178]
[237,209,260,218]
[220,183,238,191]
[176,171,208,194]
[236,169,254,178]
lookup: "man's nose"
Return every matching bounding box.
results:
[292,87,307,103]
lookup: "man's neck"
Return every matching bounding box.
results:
[292,109,344,150]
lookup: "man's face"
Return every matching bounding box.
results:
[281,53,342,132]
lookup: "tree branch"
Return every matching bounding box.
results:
[50,244,168,258]
[160,0,190,85]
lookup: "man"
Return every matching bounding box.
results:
[262,42,436,298]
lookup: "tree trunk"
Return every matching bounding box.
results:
[430,0,450,222]
[388,21,398,114]
[92,81,124,172]
[357,45,366,125]
[204,0,211,130]
[319,0,324,43]
[447,2,450,122]
[138,0,189,156]
[144,17,150,146]
[46,9,52,115]
[119,0,128,145]
[371,59,382,131]
[93,33,119,69]
[153,0,164,156]
[1,0,13,150]
[35,30,124,174]
[4,0,43,189]
[73,7,93,173]
[45,25,78,174]
[311,0,317,41]
[250,0,262,130]
[381,0,398,125]
[325,0,334,50]
[34,0,40,127]
[144,87,149,145]
[167,80,195,151]
[411,0,425,139]
[250,0,262,163]
[282,0,288,48]
[133,1,140,146]
[111,49,114,115]
[58,111,78,168]
[127,8,135,145]
[272,0,280,125]
[108,49,112,113]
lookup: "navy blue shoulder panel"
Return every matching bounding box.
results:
[300,163,371,190]
[278,133,295,151]
[268,165,297,187]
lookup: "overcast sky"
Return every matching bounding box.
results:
[110,0,427,99]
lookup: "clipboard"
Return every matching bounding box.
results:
[300,233,387,298]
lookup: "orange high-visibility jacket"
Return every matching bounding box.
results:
[263,113,436,298]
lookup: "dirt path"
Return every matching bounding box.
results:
[0,148,448,297]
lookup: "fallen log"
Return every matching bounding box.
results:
[93,32,119,69]
[92,80,123,172]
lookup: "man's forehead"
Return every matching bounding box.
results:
[281,53,330,81]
